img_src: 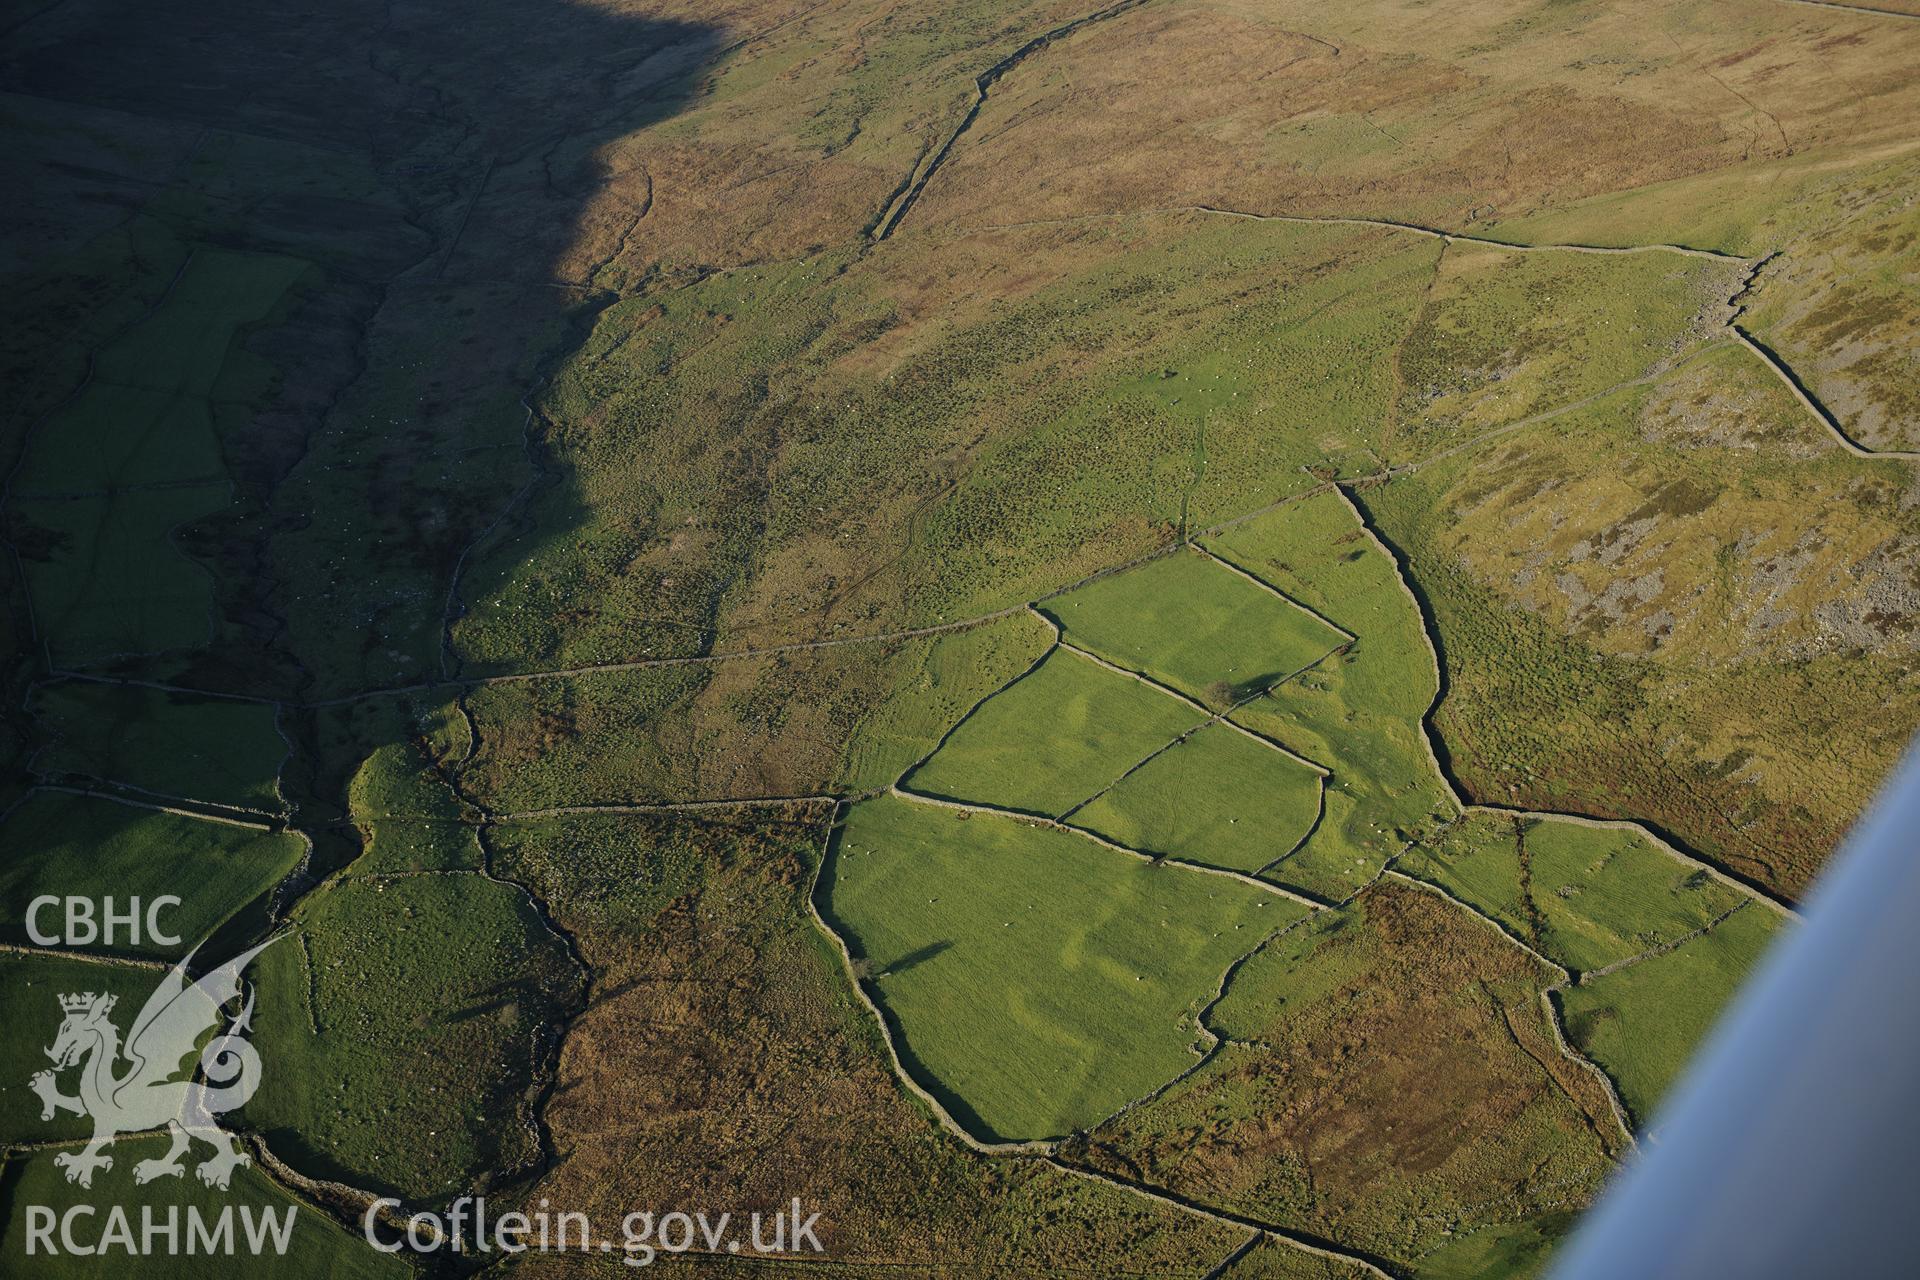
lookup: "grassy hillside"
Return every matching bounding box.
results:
[5,0,1916,1274]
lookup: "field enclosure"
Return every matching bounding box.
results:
[5,0,1916,1276]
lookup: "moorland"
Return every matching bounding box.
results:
[3,0,1918,1276]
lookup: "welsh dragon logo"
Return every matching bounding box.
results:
[30,940,276,1191]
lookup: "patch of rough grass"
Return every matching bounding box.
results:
[1558,902,1784,1130]
[1389,242,1738,460]
[1044,547,1346,705]
[31,681,286,810]
[1080,880,1621,1274]
[1218,1236,1378,1279]
[902,647,1205,817]
[0,792,304,958]
[837,610,1057,793]
[248,872,581,1204]
[829,793,1298,1141]
[346,749,480,878]
[1412,1211,1581,1280]
[1397,810,1747,975]
[1204,489,1455,900]
[1358,370,1920,896]
[461,666,707,811]
[326,694,481,875]
[499,807,1245,1272]
[1072,720,1322,873]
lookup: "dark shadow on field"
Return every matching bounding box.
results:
[1209,670,1288,706]
[2,0,728,1213]
[878,938,953,977]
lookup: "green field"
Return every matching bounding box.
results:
[0,952,163,1145]
[828,793,1300,1140]
[1559,902,1785,1128]
[330,695,481,876]
[1397,811,1747,975]
[1204,489,1456,899]
[13,248,310,493]
[17,485,229,662]
[491,806,1247,1273]
[1072,720,1322,873]
[1043,548,1346,704]
[0,1136,405,1279]
[837,612,1056,793]
[0,792,304,957]
[9,247,310,665]
[31,681,286,810]
[247,871,581,1202]
[902,647,1206,817]
[7,1,1919,1275]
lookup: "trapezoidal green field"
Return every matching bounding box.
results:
[1070,719,1325,875]
[828,792,1304,1142]
[1042,547,1349,704]
[901,645,1207,817]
